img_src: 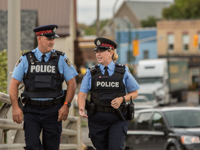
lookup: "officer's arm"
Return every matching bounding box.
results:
[64,77,77,104]
[125,90,138,102]
[9,78,23,124]
[78,92,88,118]
[9,78,21,109]
[78,92,88,109]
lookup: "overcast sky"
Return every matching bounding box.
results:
[77,0,174,25]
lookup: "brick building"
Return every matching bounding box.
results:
[157,20,200,87]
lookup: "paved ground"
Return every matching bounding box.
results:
[80,91,200,148]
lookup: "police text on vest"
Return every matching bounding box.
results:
[96,81,119,87]
[31,65,55,73]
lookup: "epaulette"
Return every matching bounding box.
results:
[55,50,65,56]
[22,51,32,56]
[89,65,98,74]
[115,63,125,68]
[115,63,125,74]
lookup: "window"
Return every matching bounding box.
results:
[182,34,189,51]
[136,112,152,130]
[164,110,200,128]
[143,50,149,59]
[151,113,164,130]
[167,34,174,51]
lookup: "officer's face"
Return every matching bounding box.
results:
[95,49,113,66]
[38,36,55,53]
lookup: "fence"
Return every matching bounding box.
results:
[0,92,82,150]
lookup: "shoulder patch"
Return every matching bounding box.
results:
[15,58,22,66]
[64,57,72,66]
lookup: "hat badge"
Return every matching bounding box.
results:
[53,27,57,32]
[97,40,101,46]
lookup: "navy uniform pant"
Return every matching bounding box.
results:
[23,103,62,150]
[88,111,128,150]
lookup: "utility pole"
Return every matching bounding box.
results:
[7,0,21,143]
[96,0,100,37]
[113,0,120,63]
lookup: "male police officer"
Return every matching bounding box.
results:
[9,24,78,150]
[78,37,139,150]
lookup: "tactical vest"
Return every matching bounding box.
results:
[90,64,126,107]
[21,50,64,98]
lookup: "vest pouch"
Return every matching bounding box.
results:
[34,75,53,89]
[99,92,117,104]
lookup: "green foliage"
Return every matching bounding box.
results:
[141,16,160,27]
[0,49,25,94]
[85,26,96,35]
[78,19,109,35]
[0,49,7,94]
[163,0,200,19]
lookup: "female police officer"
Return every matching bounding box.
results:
[9,24,78,150]
[78,37,139,150]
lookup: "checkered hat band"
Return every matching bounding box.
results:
[99,43,114,50]
[36,30,53,36]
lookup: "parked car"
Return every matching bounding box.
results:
[130,95,158,111]
[124,107,200,150]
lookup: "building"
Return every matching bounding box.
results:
[0,0,77,65]
[157,19,200,87]
[100,0,173,38]
[0,10,37,51]
[116,28,157,74]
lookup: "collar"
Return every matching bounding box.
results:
[35,47,52,59]
[99,61,115,72]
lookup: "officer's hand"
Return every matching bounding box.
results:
[79,108,88,118]
[58,105,69,122]
[12,107,23,124]
[111,97,123,109]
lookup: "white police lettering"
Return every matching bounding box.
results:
[31,65,55,73]
[96,81,119,87]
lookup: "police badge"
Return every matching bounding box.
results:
[97,40,101,46]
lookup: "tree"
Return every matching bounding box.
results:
[163,0,200,19]
[141,16,160,27]
[0,49,7,94]
[78,19,109,35]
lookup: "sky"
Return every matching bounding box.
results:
[77,0,174,26]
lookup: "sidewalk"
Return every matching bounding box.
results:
[81,117,93,147]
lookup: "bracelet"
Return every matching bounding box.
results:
[122,96,125,103]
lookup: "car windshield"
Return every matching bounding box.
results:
[164,110,200,128]
[138,93,155,101]
[138,77,162,84]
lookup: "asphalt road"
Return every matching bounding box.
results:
[80,91,200,148]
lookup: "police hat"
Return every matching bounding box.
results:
[33,24,59,38]
[94,37,117,51]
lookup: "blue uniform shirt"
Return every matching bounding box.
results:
[80,61,140,93]
[12,47,78,100]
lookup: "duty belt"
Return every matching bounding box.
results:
[96,105,127,113]
[22,98,63,106]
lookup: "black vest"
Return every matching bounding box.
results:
[90,64,126,107]
[21,50,64,98]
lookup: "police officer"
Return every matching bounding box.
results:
[78,37,139,150]
[9,24,78,150]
